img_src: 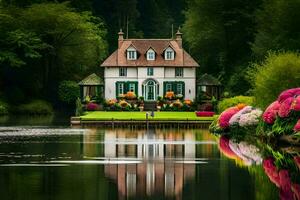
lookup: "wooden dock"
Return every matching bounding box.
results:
[71,117,212,128]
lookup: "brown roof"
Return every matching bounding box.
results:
[101,39,199,67]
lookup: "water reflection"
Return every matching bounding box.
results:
[0,127,288,200]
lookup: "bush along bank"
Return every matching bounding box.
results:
[10,100,54,115]
[210,88,300,146]
[257,88,300,141]
[209,103,263,140]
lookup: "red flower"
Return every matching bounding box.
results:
[294,156,300,170]
[292,184,300,200]
[263,157,280,187]
[218,107,240,129]
[278,88,300,103]
[294,119,300,133]
[279,170,293,200]
[86,102,99,111]
[292,96,300,111]
[219,136,240,160]
[278,97,294,118]
[263,101,280,124]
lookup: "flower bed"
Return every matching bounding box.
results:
[209,104,262,137]
[258,88,300,137]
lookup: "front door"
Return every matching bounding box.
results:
[144,80,157,101]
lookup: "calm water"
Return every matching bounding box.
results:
[0,122,283,200]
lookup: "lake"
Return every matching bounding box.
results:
[1,115,294,200]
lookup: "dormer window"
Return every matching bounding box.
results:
[147,49,155,60]
[127,47,137,60]
[165,47,175,60]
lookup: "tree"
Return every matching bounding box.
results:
[183,0,262,90]
[0,2,107,102]
[250,52,300,109]
[252,0,300,59]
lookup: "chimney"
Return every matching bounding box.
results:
[118,29,124,48]
[175,27,183,48]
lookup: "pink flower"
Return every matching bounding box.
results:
[278,97,294,118]
[86,102,99,111]
[294,119,300,133]
[279,170,293,200]
[263,101,280,124]
[263,157,280,187]
[278,88,300,103]
[294,156,300,170]
[292,96,300,111]
[218,107,240,129]
[218,136,240,160]
[292,184,300,200]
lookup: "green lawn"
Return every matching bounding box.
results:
[80,111,215,121]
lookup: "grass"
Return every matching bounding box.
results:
[80,111,215,121]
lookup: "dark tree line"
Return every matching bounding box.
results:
[1,0,300,106]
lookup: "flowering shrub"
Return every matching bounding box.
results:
[218,136,262,166]
[86,102,99,111]
[165,91,175,100]
[107,99,117,106]
[239,109,262,127]
[260,88,300,137]
[184,99,192,106]
[229,106,253,125]
[172,99,183,108]
[119,100,129,108]
[294,119,300,132]
[125,91,136,100]
[195,111,215,117]
[218,107,240,129]
[262,101,280,124]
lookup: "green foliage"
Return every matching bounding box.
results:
[0,100,9,115]
[250,52,300,109]
[75,97,83,116]
[217,96,254,113]
[252,0,300,58]
[15,100,54,115]
[58,81,80,105]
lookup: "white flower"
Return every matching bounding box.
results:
[229,106,253,126]
[239,109,263,127]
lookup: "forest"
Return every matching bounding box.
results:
[0,0,300,113]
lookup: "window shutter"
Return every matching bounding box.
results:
[134,82,138,96]
[163,82,166,96]
[182,81,185,98]
[173,82,177,94]
[115,82,119,97]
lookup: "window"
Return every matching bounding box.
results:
[147,49,155,60]
[166,83,172,91]
[165,47,174,60]
[119,67,127,77]
[201,86,207,92]
[177,83,183,95]
[175,68,183,77]
[127,47,137,60]
[147,67,154,76]
[129,83,135,93]
[118,83,124,95]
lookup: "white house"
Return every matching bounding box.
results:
[101,29,199,101]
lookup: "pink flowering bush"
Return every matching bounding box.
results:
[292,96,300,111]
[294,119,300,133]
[262,101,281,124]
[292,184,300,200]
[218,107,240,129]
[278,97,294,118]
[278,88,300,103]
[86,102,99,111]
[263,157,280,187]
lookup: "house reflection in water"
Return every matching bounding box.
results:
[101,129,199,199]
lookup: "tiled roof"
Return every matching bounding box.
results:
[78,73,103,85]
[197,73,221,86]
[101,39,199,67]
